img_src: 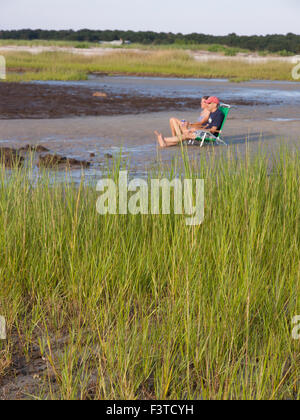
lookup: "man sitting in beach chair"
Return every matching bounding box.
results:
[155,97,227,148]
[169,95,210,139]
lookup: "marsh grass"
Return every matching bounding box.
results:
[0,39,294,57]
[2,50,296,82]
[0,39,249,53]
[0,146,299,399]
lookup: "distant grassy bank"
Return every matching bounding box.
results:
[0,147,299,399]
[0,39,259,56]
[1,49,297,82]
[0,39,298,57]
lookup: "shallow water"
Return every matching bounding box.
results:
[267,118,300,122]
[33,76,300,106]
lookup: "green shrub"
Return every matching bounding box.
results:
[74,43,91,49]
[277,50,295,57]
[224,49,237,56]
[207,44,226,53]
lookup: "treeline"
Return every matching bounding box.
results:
[0,29,300,53]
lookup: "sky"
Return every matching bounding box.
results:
[1,0,299,36]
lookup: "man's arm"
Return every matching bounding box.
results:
[189,122,205,129]
[194,126,219,134]
[209,126,219,134]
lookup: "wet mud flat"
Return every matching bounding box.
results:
[0,332,99,400]
[0,145,93,169]
[0,82,260,119]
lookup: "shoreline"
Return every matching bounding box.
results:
[0,81,270,120]
[4,70,300,83]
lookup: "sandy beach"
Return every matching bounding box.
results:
[1,106,299,179]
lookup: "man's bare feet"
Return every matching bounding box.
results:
[154,131,166,148]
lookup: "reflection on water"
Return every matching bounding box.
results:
[267,118,300,122]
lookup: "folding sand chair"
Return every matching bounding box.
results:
[194,104,231,147]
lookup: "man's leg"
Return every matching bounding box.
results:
[169,118,176,136]
[170,118,182,137]
[155,129,197,148]
[155,131,181,148]
[155,133,190,148]
[164,136,182,147]
[154,131,167,147]
[160,133,193,148]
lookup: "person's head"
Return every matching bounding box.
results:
[201,96,210,109]
[204,96,220,112]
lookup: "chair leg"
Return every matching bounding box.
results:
[200,132,207,148]
[217,137,228,146]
